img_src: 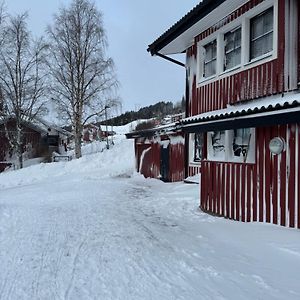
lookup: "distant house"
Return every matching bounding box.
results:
[126,122,185,182]
[0,116,72,171]
[82,124,102,143]
[148,0,300,228]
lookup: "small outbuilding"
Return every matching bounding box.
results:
[0,116,72,171]
[126,124,185,182]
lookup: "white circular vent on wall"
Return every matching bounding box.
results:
[269,137,285,155]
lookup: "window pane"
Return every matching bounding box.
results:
[251,16,264,40]
[250,7,274,60]
[212,131,225,155]
[264,32,273,53]
[205,45,213,60]
[264,8,273,32]
[225,34,235,52]
[194,133,203,162]
[224,27,241,70]
[225,28,241,52]
[203,40,217,77]
[204,60,216,77]
[250,38,263,58]
[204,41,216,61]
[233,128,251,157]
[225,48,241,70]
[250,32,273,59]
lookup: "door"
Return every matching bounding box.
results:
[160,145,169,182]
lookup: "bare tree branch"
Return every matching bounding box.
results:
[46,0,119,158]
[0,12,47,169]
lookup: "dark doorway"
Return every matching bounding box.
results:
[160,146,169,182]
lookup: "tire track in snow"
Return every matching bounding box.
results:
[64,229,89,300]
[0,220,23,300]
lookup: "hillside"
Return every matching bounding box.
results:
[97,100,185,127]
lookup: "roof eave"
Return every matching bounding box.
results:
[147,0,227,56]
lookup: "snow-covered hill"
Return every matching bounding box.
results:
[0,131,299,300]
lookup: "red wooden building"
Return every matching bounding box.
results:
[0,117,72,171]
[148,0,300,228]
[126,124,185,182]
[82,124,102,143]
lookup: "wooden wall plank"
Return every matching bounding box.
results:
[288,124,296,227]
[280,126,287,226]
[246,166,252,222]
[241,164,246,222]
[265,129,271,223]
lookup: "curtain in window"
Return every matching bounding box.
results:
[250,7,273,60]
[204,40,217,77]
[224,27,241,70]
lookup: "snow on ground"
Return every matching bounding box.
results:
[0,132,300,300]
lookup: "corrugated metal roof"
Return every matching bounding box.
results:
[181,93,300,126]
[125,122,180,139]
[127,94,300,138]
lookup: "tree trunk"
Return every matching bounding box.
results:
[74,120,82,159]
[16,125,23,169]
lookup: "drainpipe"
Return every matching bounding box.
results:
[155,53,185,68]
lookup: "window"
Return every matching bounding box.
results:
[194,133,204,162]
[232,128,252,160]
[250,7,274,60]
[203,40,217,77]
[211,131,225,155]
[207,131,226,160]
[197,4,277,83]
[207,129,255,163]
[224,27,241,71]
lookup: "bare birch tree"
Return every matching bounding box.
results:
[47,0,118,158]
[0,13,47,169]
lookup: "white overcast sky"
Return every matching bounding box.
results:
[7,0,199,113]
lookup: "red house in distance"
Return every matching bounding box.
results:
[148,0,300,228]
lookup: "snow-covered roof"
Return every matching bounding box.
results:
[125,122,181,139]
[0,115,73,137]
[33,117,73,137]
[180,92,300,131]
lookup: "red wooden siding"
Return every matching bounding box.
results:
[187,0,288,118]
[134,134,185,182]
[298,1,300,83]
[200,123,300,228]
[137,142,160,179]
[169,143,185,182]
[0,124,42,162]
[188,166,201,178]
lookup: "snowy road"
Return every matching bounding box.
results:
[0,138,300,300]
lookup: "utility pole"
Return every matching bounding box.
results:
[111,124,114,145]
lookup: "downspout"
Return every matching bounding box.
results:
[155,53,186,68]
[184,68,190,178]
[153,51,189,178]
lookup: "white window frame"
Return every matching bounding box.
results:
[189,133,203,165]
[197,0,278,86]
[249,7,274,61]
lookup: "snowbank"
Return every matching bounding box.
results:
[0,135,135,190]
